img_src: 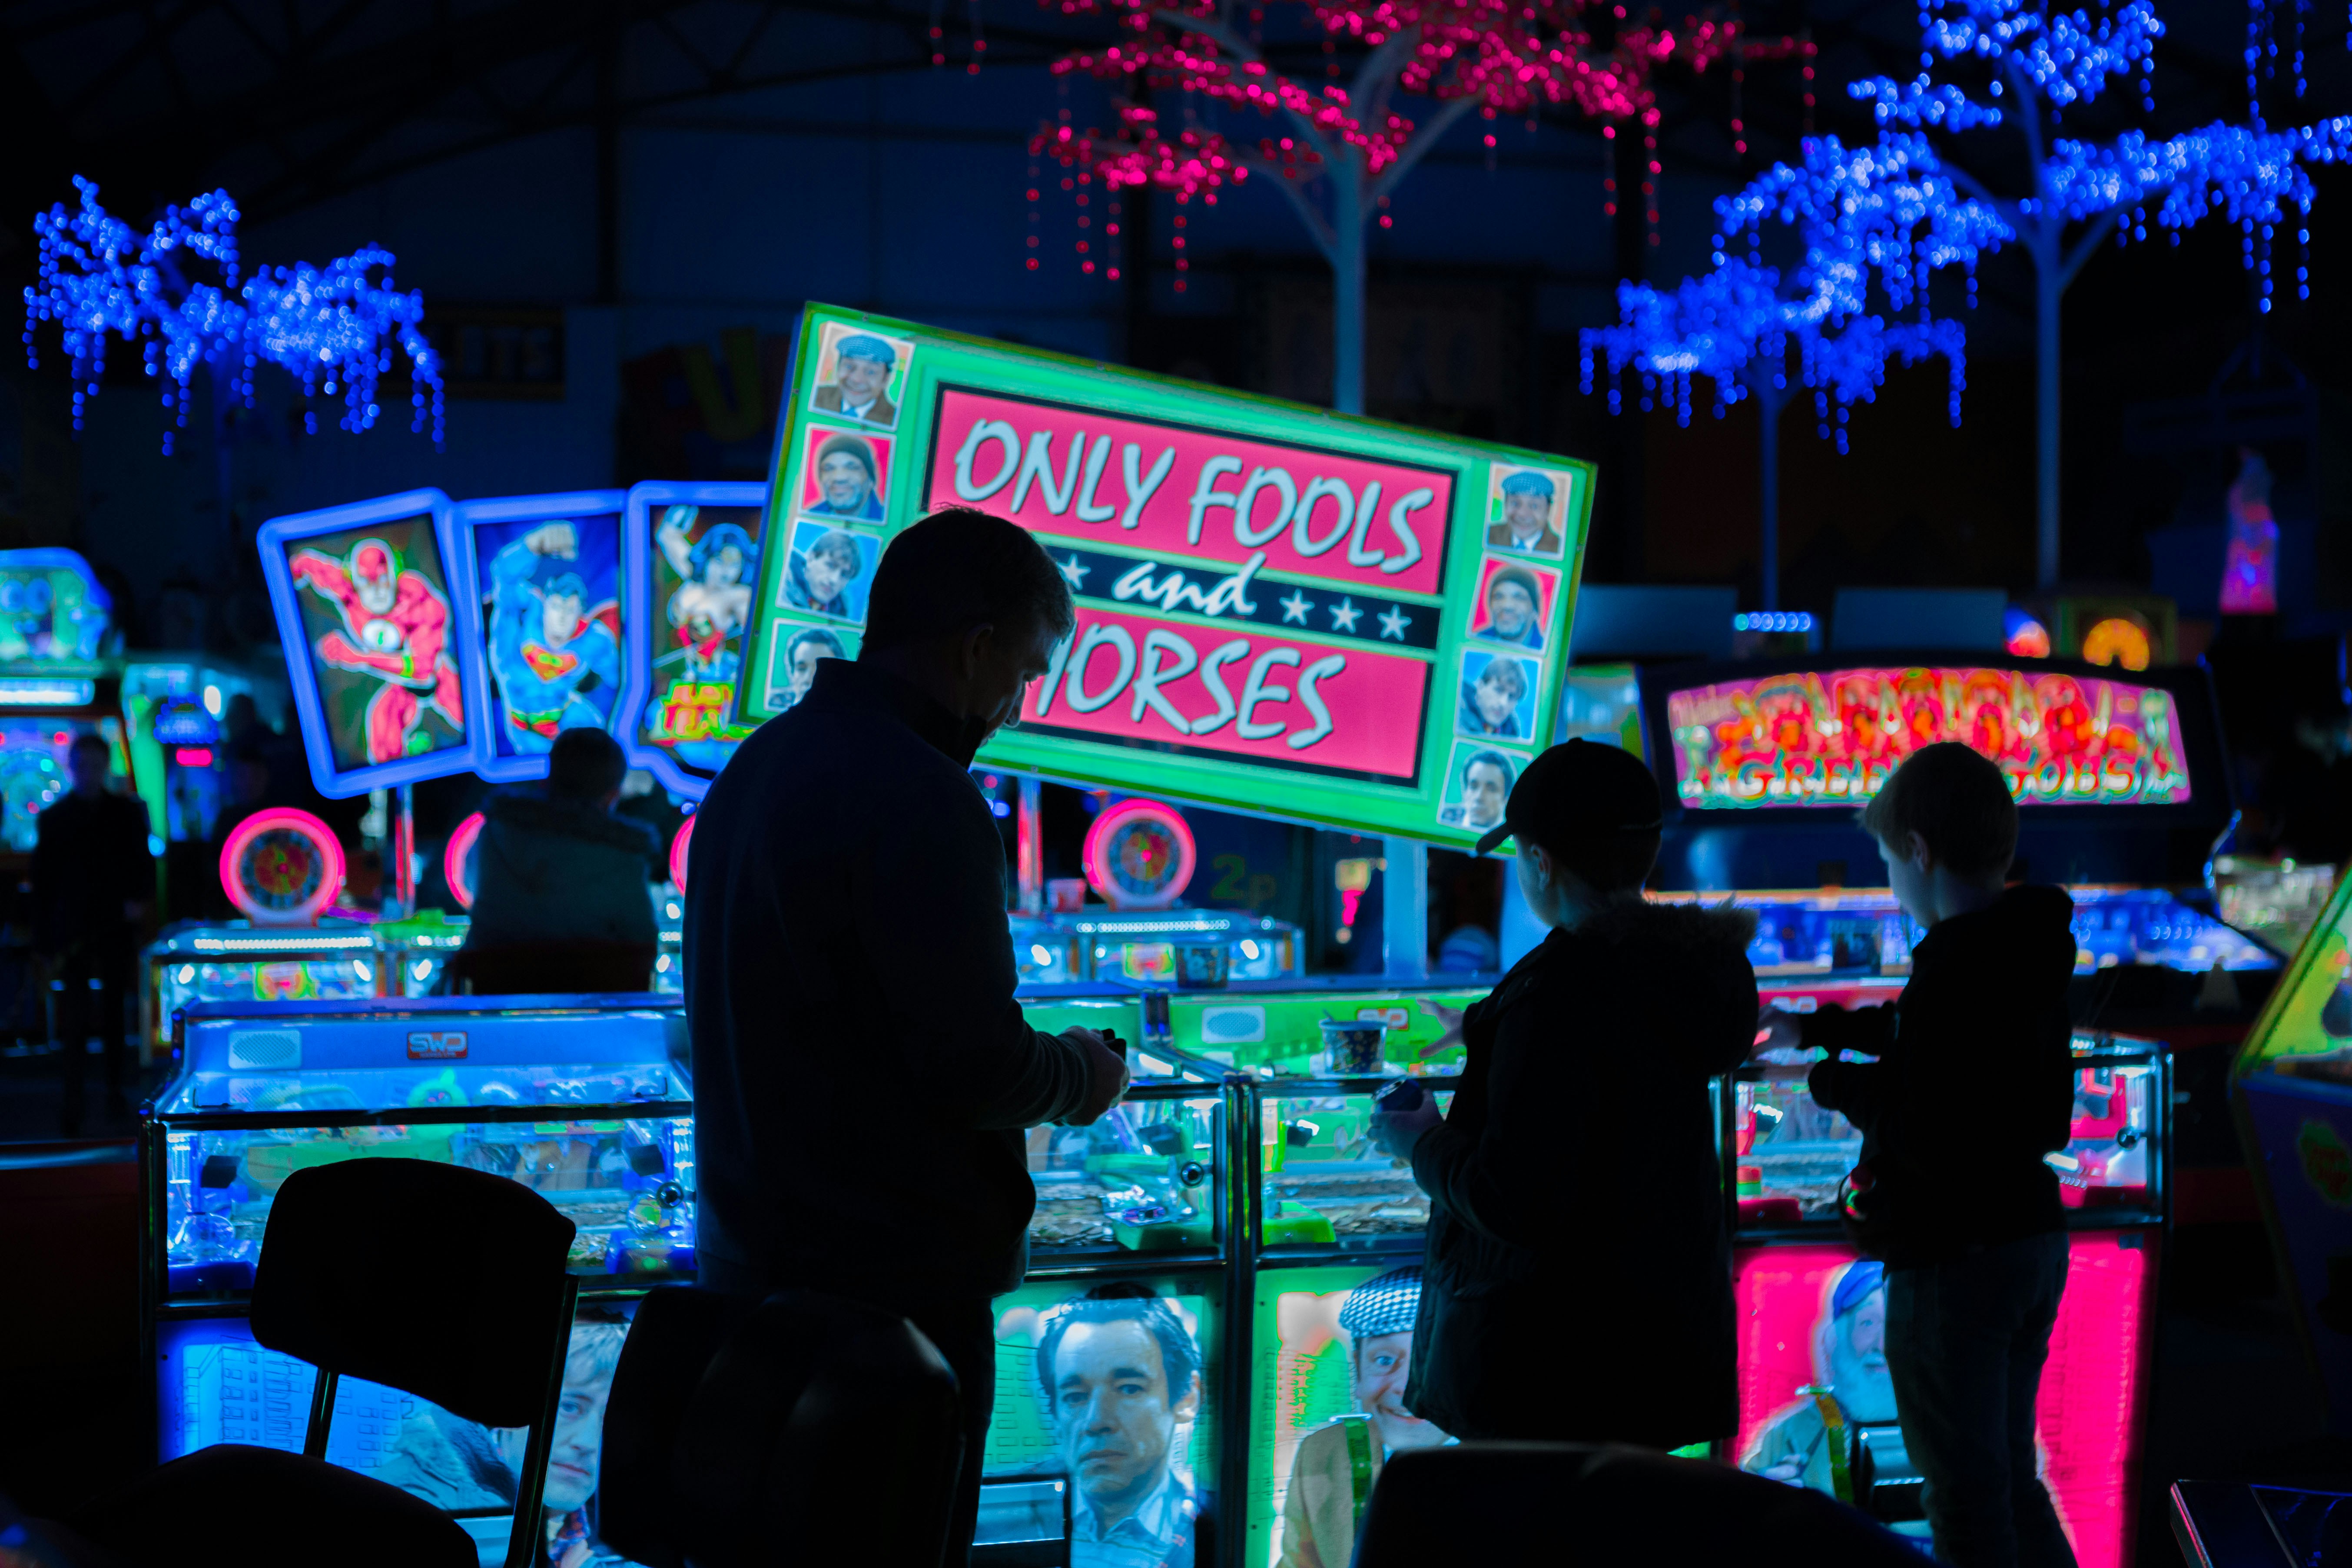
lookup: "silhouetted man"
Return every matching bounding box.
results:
[34,733,152,1133]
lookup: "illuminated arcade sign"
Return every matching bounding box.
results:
[0,548,113,664]
[739,306,1596,845]
[1665,666,2193,810]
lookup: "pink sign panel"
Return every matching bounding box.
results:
[924,386,1454,597]
[1027,603,1428,782]
[1734,1233,2155,1568]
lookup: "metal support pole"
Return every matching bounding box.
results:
[1382,838,1428,982]
[393,783,416,920]
[1016,775,1044,915]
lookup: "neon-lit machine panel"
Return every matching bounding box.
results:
[2233,875,2352,1430]
[144,995,694,1299]
[142,924,385,1053]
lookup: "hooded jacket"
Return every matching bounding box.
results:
[1804,884,2077,1266]
[1405,899,1758,1447]
[462,792,659,952]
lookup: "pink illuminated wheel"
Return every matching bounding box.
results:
[442,811,487,911]
[219,808,345,927]
[1082,799,1196,911]
[669,814,695,890]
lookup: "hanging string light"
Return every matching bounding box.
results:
[23,176,443,454]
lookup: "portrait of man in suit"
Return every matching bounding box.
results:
[1486,468,1566,557]
[811,332,903,429]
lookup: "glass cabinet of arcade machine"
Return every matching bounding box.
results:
[1732,1012,2167,1568]
[141,995,693,1561]
[979,986,1234,1564]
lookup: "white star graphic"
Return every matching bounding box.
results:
[1377,605,1411,641]
[1280,590,1314,624]
[1328,597,1362,633]
[1058,552,1091,589]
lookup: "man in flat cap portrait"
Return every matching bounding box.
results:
[1486,469,1564,557]
[813,333,902,428]
[806,432,887,521]
[1277,1266,1451,1568]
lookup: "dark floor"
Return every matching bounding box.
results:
[0,1038,172,1142]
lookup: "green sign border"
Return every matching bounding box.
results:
[741,304,1596,847]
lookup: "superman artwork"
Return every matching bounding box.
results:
[285,517,469,772]
[472,514,624,761]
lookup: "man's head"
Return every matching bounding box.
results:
[67,732,109,796]
[833,334,897,405]
[1814,1262,1896,1423]
[816,434,879,513]
[690,522,757,589]
[1474,739,1663,922]
[1859,740,2017,923]
[1471,656,1528,729]
[547,726,627,808]
[540,573,587,646]
[1037,1286,1203,1516]
[1460,750,1514,830]
[861,507,1077,742]
[782,626,848,706]
[497,1317,626,1515]
[352,540,400,614]
[800,529,865,608]
[1339,1266,1445,1452]
[1485,567,1540,640]
[1500,471,1554,538]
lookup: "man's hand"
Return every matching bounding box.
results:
[1368,1085,1443,1159]
[1756,1007,1806,1055]
[524,522,578,559]
[1061,1027,1128,1126]
[1414,998,1467,1059]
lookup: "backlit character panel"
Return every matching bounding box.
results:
[620,483,773,797]
[453,492,628,783]
[1665,666,2192,810]
[259,490,482,796]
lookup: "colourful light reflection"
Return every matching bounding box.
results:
[1666,667,2191,809]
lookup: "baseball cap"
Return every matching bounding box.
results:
[1473,738,1664,856]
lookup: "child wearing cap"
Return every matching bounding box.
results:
[1370,739,1758,1449]
[1764,742,2078,1568]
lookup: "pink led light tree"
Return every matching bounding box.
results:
[1035,1,1807,414]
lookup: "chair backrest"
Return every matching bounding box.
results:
[1356,1442,1924,1568]
[603,1287,964,1568]
[446,942,657,996]
[250,1157,577,1429]
[598,1286,760,1568]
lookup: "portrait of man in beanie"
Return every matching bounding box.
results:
[1277,1266,1451,1568]
[803,431,888,521]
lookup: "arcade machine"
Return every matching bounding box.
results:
[731,304,1598,1568]
[1638,653,2230,1568]
[2233,872,2352,1432]
[141,993,693,1563]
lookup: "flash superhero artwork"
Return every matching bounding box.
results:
[290,537,465,764]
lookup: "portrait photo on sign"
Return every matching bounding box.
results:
[807,322,915,431]
[777,520,880,623]
[641,502,766,779]
[280,516,468,776]
[1434,740,1526,833]
[1469,557,1559,653]
[1483,464,1572,559]
[797,426,892,524]
[1456,647,1540,742]
[987,1283,1215,1568]
[761,614,860,713]
[467,512,624,762]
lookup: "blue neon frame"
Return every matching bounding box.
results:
[257,489,481,798]
[619,480,769,800]
[449,489,630,783]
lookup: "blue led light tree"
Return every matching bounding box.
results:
[22,176,445,456]
[1584,133,2006,607]
[1852,0,2352,587]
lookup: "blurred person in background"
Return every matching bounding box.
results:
[34,733,153,1133]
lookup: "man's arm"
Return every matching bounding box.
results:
[1797,1001,1898,1057]
[849,777,1091,1129]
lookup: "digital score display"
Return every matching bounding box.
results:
[1665,666,2193,811]
[738,307,1596,845]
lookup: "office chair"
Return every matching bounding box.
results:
[598,1285,964,1568]
[1355,1442,1925,1568]
[76,1158,580,1568]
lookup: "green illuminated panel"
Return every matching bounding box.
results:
[2236,873,2352,1083]
[1168,985,1487,1072]
[742,305,1596,845]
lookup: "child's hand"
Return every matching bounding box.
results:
[1369,1082,1443,1157]
[1755,1007,1805,1056]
